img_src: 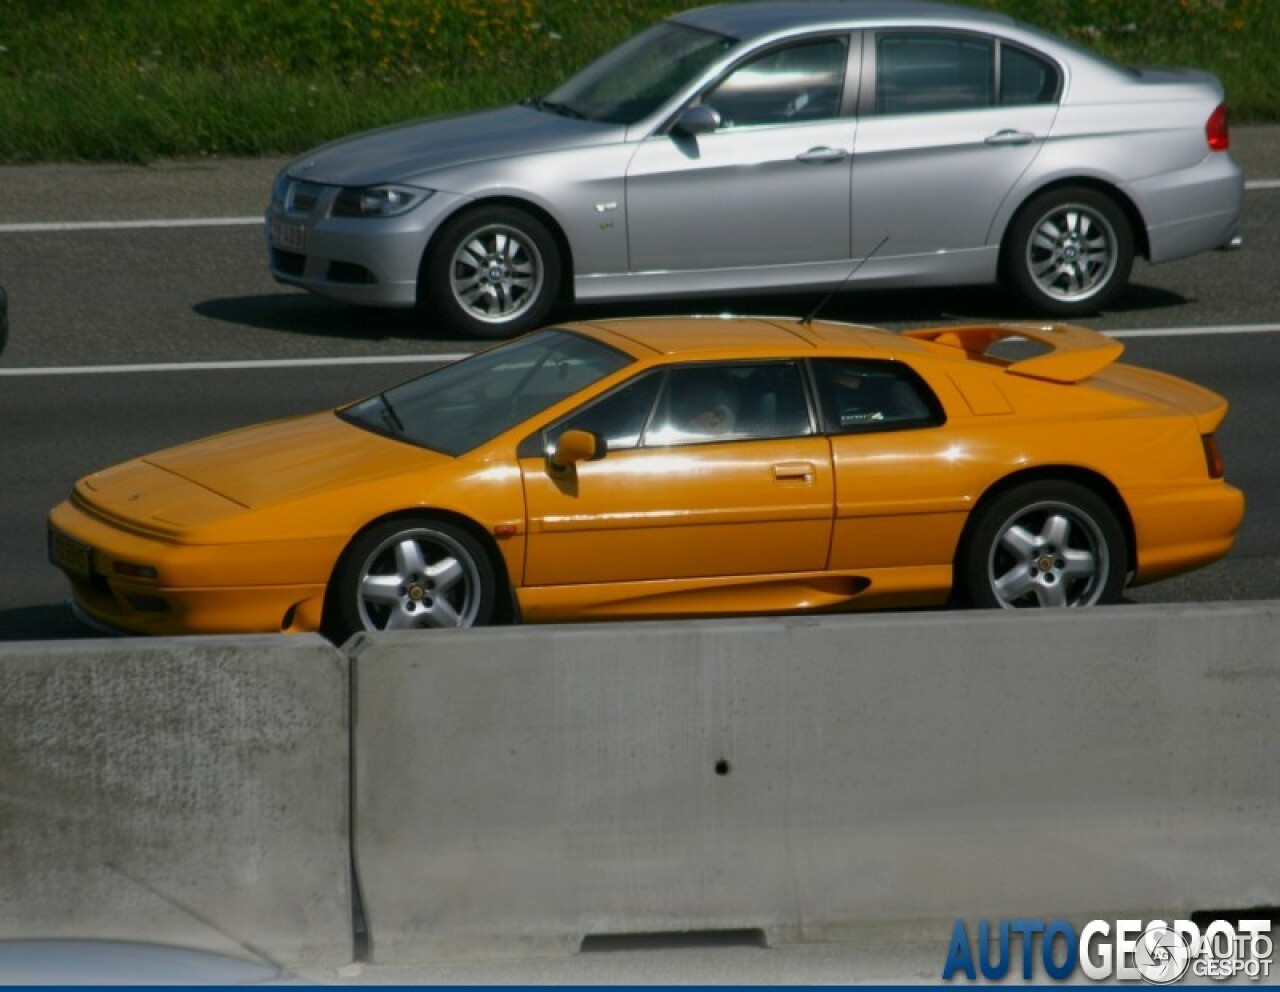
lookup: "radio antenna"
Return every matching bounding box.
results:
[799,235,890,326]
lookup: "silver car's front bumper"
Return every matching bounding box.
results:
[265,189,468,308]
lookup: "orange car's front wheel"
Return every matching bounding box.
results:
[324,517,497,642]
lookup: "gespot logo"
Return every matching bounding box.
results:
[1135,925,1191,985]
[942,918,1274,983]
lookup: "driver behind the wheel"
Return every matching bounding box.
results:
[666,370,740,440]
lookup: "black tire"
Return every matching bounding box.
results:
[323,516,497,642]
[422,205,562,339]
[960,481,1127,609]
[1001,186,1134,317]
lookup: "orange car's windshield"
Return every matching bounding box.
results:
[340,329,633,456]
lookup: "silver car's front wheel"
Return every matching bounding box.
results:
[961,481,1128,609]
[325,517,496,641]
[424,206,561,339]
[1003,187,1133,317]
[449,224,544,325]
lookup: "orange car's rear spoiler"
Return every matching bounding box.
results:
[902,323,1124,384]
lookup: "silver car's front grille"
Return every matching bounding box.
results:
[287,181,326,216]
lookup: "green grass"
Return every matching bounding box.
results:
[0,0,1275,163]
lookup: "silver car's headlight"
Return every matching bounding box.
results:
[270,171,291,210]
[332,185,431,218]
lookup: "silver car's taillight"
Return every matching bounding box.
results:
[1206,103,1230,152]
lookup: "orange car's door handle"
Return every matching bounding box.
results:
[773,462,816,483]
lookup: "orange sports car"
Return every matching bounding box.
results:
[48,317,1243,641]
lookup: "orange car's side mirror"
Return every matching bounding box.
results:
[549,429,607,471]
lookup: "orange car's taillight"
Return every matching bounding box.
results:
[1203,434,1225,479]
[1206,103,1230,152]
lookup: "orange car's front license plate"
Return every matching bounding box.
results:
[49,529,92,580]
[270,218,305,252]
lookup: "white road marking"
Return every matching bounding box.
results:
[2,325,1279,377]
[0,217,263,233]
[0,179,1275,234]
[0,354,470,376]
[1107,323,1280,339]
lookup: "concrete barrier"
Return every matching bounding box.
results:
[0,634,352,968]
[350,602,1280,962]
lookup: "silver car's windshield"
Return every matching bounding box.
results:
[340,329,633,456]
[542,21,737,125]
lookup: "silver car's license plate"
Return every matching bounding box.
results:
[270,218,305,252]
[49,529,92,580]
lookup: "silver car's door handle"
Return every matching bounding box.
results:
[984,129,1036,147]
[795,146,849,164]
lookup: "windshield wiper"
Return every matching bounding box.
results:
[522,96,589,121]
[375,392,405,435]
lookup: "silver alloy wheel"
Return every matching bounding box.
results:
[986,500,1109,608]
[448,223,545,325]
[1025,203,1118,304]
[354,527,483,631]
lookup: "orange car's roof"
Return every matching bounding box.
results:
[568,316,906,360]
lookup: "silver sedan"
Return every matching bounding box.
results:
[266,0,1244,338]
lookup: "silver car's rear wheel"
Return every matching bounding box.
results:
[424,206,561,339]
[1003,187,1133,317]
[325,517,496,641]
[1027,205,1117,303]
[962,481,1127,609]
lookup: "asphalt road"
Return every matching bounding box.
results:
[2,130,1278,642]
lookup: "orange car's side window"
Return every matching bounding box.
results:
[550,372,663,453]
[811,359,944,434]
[645,362,814,446]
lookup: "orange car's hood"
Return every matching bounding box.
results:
[143,411,447,509]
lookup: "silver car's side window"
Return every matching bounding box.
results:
[875,32,995,115]
[1000,44,1061,105]
[702,38,849,128]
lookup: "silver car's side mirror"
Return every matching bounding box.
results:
[673,105,721,137]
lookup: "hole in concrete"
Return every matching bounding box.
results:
[714,759,731,776]
[581,929,766,953]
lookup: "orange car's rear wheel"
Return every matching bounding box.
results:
[963,481,1127,609]
[325,517,496,641]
